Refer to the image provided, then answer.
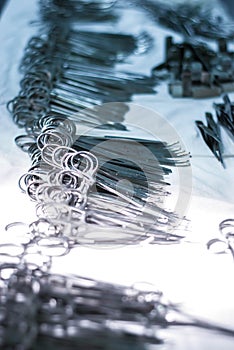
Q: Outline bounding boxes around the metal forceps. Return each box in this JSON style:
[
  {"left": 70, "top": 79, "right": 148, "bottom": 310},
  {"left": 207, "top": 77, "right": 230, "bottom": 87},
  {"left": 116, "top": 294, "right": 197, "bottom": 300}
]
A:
[{"left": 207, "top": 219, "right": 234, "bottom": 260}]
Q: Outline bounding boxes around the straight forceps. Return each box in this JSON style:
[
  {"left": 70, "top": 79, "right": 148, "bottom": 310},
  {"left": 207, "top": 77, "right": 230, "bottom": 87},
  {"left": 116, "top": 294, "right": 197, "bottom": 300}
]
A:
[
  {"left": 195, "top": 112, "right": 225, "bottom": 167},
  {"left": 207, "top": 219, "right": 234, "bottom": 260},
  {"left": 214, "top": 94, "right": 234, "bottom": 139}
]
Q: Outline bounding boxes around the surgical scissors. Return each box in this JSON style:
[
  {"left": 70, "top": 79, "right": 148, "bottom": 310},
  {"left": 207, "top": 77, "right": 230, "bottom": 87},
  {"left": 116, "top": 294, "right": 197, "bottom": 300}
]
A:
[{"left": 207, "top": 219, "right": 234, "bottom": 260}]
